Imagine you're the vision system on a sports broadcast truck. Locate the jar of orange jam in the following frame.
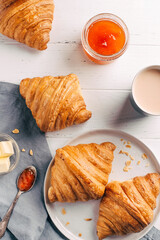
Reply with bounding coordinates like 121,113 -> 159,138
81,13 -> 129,64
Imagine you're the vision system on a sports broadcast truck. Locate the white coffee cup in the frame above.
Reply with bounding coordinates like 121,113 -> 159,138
130,65 -> 160,116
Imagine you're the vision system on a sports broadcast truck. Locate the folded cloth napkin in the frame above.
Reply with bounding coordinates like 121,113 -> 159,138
0,82 -> 160,240
0,82 -> 52,240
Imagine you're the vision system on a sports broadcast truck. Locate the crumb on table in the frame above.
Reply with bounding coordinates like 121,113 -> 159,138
12,128 -> 19,134
142,153 -> 148,160
125,145 -> 131,148
119,150 -> 129,156
129,155 -> 134,160
123,165 -> 132,172
29,149 -> 33,156
125,160 -> 131,166
21,148 -> 26,152
84,218 -> 92,221
137,160 -> 141,165
65,222 -> 70,226
78,233 -> 82,237
123,166 -> 129,172
62,208 -> 66,215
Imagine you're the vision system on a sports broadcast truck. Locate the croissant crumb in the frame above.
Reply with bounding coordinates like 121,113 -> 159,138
61,208 -> 66,215
29,149 -> 33,156
12,128 -> 19,134
84,218 -> 92,221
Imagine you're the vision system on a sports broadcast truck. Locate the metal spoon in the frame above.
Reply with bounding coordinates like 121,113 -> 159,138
0,165 -> 37,239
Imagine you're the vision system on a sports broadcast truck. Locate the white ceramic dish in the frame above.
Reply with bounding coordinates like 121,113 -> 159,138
44,129 -> 160,240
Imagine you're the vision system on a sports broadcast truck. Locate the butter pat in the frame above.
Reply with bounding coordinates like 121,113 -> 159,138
0,141 -> 14,158
0,157 -> 10,172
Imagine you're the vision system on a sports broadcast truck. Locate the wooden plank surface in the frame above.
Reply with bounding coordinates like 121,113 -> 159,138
1,44 -> 160,90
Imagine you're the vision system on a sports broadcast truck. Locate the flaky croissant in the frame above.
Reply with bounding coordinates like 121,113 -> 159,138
97,173 -> 160,240
0,0 -> 54,50
20,74 -> 92,132
48,142 -> 116,202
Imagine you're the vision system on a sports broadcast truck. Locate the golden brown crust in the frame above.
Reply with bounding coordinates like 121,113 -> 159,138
97,173 -> 160,240
48,142 -> 116,202
19,74 -> 92,132
0,0 -> 54,50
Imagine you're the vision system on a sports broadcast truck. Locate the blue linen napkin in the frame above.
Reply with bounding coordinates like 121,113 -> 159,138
0,82 -> 159,240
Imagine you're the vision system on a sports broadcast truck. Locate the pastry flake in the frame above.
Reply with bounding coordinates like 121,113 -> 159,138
142,153 -> 148,160
29,149 -> 33,156
12,128 -> 19,134
84,218 -> 92,221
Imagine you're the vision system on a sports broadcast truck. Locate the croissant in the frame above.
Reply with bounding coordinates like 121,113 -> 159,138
0,0 -> 54,50
97,173 -> 160,240
48,142 -> 116,202
19,74 -> 92,132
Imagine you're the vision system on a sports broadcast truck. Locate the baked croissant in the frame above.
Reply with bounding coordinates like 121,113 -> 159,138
48,142 -> 116,202
20,74 -> 92,132
97,173 -> 160,240
0,0 -> 54,50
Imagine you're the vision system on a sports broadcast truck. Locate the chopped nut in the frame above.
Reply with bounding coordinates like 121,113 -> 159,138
62,208 -> 66,215
142,153 -> 148,160
137,160 -> 141,165
126,145 -> 131,148
120,138 -> 123,141
84,218 -> 92,221
65,222 -> 70,226
127,141 -> 131,144
125,160 -> 131,166
125,152 -> 129,156
12,129 -> 19,134
78,233 -> 82,237
29,149 -> 33,156
123,141 -> 126,145
129,155 -> 134,160
123,166 -> 129,172
21,148 -> 26,152
145,163 -> 150,167
119,150 -> 129,156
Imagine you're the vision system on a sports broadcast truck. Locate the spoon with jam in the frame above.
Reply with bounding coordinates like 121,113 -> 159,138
0,166 -> 37,238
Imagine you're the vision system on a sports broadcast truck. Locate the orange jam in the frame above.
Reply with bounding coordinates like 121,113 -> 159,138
82,14 -> 129,64
88,20 -> 125,56
18,168 -> 35,191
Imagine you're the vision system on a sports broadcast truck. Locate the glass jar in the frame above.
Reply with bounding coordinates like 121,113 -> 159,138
81,13 -> 129,64
0,133 -> 20,175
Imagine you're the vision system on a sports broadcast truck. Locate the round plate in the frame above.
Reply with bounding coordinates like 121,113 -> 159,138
44,129 -> 160,240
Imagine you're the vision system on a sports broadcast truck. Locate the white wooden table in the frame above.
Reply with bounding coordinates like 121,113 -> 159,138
0,0 -> 160,233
